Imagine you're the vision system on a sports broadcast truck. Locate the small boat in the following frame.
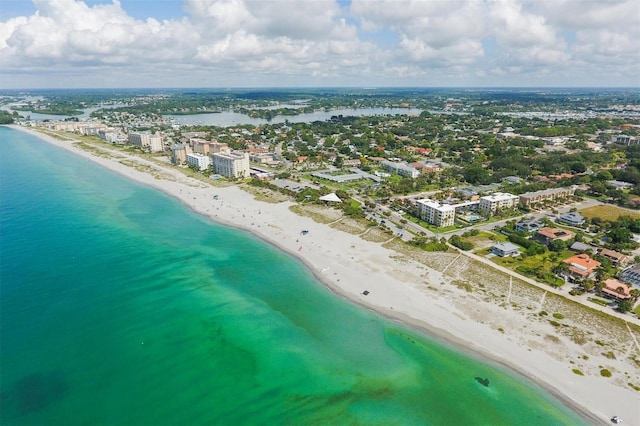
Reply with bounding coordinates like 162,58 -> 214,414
611,416 -> 622,424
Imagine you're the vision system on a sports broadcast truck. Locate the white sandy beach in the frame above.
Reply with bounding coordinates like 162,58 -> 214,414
8,125 -> 640,425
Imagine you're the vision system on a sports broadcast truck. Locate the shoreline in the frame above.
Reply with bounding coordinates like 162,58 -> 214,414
7,124 -> 639,425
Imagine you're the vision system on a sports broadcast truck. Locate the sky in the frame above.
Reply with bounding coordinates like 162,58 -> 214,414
0,0 -> 639,89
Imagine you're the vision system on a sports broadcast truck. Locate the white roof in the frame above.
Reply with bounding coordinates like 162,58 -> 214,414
319,193 -> 342,202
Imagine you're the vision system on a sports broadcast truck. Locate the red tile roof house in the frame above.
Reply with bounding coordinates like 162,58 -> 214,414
600,278 -> 632,301
563,254 -> 601,281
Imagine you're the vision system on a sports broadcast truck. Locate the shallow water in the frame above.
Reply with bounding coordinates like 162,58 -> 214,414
0,126 -> 586,425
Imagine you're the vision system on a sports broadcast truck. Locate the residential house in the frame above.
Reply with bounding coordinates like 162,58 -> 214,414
515,219 -> 544,233
563,254 -> 601,281
569,241 -> 597,253
491,242 -> 521,257
558,212 -> 585,227
501,176 -> 523,185
598,248 -> 632,268
600,278 -> 631,301
535,227 -> 575,246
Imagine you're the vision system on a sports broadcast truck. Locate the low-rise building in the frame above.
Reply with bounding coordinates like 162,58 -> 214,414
569,241 -> 597,253
519,187 -> 576,208
491,242 -> 521,257
211,151 -> 250,178
416,199 -> 456,227
600,278 -> 631,301
563,254 -> 601,280
599,248 -> 632,268
515,219 -> 543,233
249,152 -> 276,164
380,160 -> 420,178
535,227 -> 575,245
609,135 -> 640,146
478,192 -> 518,214
558,211 -> 585,226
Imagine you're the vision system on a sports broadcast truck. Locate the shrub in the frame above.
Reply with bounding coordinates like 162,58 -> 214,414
552,313 -> 565,320
600,369 -> 612,377
572,369 -> 584,376
449,235 -> 474,250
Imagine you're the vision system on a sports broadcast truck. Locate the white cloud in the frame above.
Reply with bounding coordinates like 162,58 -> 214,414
0,0 -> 638,88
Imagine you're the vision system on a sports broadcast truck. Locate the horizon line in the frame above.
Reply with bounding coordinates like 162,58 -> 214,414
2,86 -> 639,92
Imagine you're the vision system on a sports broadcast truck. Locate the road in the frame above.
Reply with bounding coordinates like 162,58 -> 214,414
458,246 -> 640,327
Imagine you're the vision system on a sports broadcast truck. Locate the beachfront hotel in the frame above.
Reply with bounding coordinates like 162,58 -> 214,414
211,151 -> 250,179
478,192 -> 519,214
128,131 -> 164,153
172,143 -> 192,165
416,199 -> 456,227
186,152 -> 211,171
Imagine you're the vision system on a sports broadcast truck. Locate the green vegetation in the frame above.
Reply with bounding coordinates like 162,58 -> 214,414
449,235 -> 474,251
572,369 -> 584,376
580,205 -> 640,221
600,369 -> 612,378
0,110 -> 16,124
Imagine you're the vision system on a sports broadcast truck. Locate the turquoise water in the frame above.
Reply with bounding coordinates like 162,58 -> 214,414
0,126 -> 586,425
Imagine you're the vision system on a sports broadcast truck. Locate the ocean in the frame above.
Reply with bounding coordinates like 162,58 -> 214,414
0,126 -> 586,425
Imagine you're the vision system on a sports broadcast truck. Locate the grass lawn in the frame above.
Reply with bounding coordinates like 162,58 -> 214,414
464,231 -> 506,248
580,205 -> 640,220
491,249 -> 571,286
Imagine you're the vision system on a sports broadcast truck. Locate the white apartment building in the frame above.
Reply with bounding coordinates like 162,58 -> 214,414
211,151 -> 250,178
380,160 -> 420,178
478,192 -> 519,214
186,152 -> 211,171
416,199 -> 456,227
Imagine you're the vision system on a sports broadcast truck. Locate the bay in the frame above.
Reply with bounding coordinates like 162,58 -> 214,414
165,107 -> 423,127
0,126 -> 585,425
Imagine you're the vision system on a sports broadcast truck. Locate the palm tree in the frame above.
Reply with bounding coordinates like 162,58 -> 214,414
582,280 -> 595,293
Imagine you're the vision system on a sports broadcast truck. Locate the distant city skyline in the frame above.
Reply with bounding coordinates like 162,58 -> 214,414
1,0 -> 639,89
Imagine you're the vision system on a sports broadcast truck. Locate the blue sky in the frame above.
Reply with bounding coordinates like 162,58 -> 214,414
1,0 -> 638,89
